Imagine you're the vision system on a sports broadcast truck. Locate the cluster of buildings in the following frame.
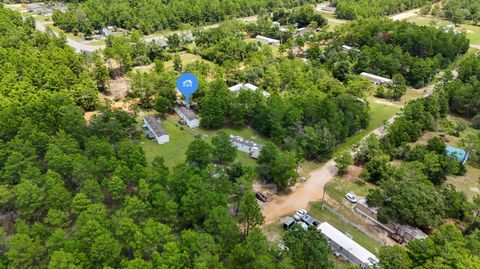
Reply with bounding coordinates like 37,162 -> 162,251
27,3 -> 67,15
144,107 -> 264,160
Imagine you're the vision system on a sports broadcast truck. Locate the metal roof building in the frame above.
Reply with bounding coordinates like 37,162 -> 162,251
360,72 -> 393,85
144,116 -> 169,144
174,106 -> 200,129
318,222 -> 378,268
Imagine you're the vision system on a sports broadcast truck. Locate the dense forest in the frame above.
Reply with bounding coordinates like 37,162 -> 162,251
446,53 -> 480,117
52,0 -> 320,35
323,18 -> 470,88
441,0 -> 480,25
331,0 -> 432,20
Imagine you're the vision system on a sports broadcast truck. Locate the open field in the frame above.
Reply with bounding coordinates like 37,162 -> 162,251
140,113 -> 264,167
407,15 -> 480,45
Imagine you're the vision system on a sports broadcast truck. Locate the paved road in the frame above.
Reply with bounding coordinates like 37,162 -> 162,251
35,16 -> 258,53
35,21 -> 105,53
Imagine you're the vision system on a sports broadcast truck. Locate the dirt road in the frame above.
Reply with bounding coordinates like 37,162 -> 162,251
261,160 -> 338,224
390,8 -> 420,21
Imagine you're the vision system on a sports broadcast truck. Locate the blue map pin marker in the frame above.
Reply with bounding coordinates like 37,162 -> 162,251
176,73 -> 199,108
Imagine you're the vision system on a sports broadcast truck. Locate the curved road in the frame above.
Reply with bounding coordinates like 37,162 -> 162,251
35,21 -> 105,53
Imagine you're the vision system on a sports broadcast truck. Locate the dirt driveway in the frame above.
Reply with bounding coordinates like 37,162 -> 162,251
260,160 -> 338,224
390,8 -> 420,21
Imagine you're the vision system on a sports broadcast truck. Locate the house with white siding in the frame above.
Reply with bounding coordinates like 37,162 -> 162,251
360,72 -> 393,85
143,116 -> 169,144
255,35 -> 280,46
318,222 -> 378,268
229,135 -> 264,159
228,83 -> 270,97
174,106 -> 200,129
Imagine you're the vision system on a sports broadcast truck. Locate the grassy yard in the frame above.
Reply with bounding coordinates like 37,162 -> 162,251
308,202 -> 383,254
407,15 -> 480,45
447,164 -> 480,201
333,100 -> 400,156
164,52 -> 214,70
140,113 -> 264,168
45,23 -> 85,42
324,176 -> 374,204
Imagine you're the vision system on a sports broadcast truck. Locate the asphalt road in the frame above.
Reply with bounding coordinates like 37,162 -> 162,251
35,21 -> 105,53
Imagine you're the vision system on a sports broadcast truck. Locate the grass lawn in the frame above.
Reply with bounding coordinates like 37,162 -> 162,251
86,40 -> 106,46
447,164 -> 480,201
324,176 -> 374,204
164,52 -> 213,70
308,202 -> 383,254
140,113 -> 264,168
45,23 -> 85,42
407,15 -> 480,45
333,100 -> 400,157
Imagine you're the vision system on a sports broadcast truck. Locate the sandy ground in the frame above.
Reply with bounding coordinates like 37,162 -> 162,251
107,77 -> 130,100
260,160 -> 338,224
390,8 -> 421,21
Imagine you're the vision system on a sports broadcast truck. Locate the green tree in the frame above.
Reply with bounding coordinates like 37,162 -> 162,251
284,225 -> 333,269
211,131 -> 237,164
335,153 -> 353,174
185,139 -> 213,167
379,245 -> 412,269
237,191 -> 264,236
6,233 -> 45,269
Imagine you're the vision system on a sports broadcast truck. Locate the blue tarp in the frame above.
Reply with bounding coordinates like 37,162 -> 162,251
446,146 -> 469,164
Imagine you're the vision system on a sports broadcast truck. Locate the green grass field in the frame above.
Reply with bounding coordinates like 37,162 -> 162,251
407,15 -> 480,45
308,202 -> 383,254
140,113 -> 264,167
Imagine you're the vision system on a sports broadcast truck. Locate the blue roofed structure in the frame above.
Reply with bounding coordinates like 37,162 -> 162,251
446,146 -> 469,165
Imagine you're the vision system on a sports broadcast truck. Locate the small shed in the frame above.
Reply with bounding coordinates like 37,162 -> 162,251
446,146 -> 469,165
282,216 -> 296,229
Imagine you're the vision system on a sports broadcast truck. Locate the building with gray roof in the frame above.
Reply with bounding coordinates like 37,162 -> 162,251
143,116 -> 169,144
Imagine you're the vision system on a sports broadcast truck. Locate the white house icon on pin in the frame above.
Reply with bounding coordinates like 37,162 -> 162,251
183,80 -> 193,87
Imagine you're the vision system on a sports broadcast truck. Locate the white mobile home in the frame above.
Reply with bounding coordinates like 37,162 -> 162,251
143,116 -> 169,144
174,106 -> 200,129
255,35 -> 281,46
318,222 -> 378,268
229,135 -> 264,159
228,83 -> 270,97
360,72 -> 393,85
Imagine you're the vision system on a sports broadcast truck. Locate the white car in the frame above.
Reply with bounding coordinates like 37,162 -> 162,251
345,193 -> 357,203
293,209 -> 308,221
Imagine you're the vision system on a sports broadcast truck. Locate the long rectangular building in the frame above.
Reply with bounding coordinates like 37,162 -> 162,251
229,135 -> 263,159
360,72 -> 393,85
143,116 -> 169,145
318,222 -> 378,268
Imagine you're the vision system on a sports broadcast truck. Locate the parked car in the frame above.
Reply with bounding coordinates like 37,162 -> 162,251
255,192 -> 268,202
293,209 -> 307,221
345,193 -> 357,203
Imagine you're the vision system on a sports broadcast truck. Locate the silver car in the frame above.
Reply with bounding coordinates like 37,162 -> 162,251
345,193 -> 358,203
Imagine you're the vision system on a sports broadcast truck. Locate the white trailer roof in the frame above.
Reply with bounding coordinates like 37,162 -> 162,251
318,222 -> 378,266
